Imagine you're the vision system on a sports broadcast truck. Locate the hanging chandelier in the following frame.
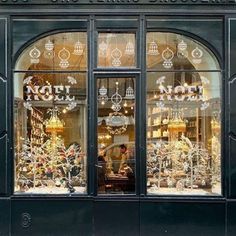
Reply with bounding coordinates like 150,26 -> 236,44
44,108 -> 64,133
168,112 -> 186,133
211,119 -> 220,133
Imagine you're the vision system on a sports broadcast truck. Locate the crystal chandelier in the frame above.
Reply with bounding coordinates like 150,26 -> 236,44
168,112 -> 186,133
44,108 -> 64,133
211,119 -> 220,133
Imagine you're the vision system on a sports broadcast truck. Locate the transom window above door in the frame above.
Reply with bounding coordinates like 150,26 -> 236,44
97,33 -> 136,68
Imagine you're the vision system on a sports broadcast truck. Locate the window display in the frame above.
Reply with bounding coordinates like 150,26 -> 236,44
97,77 -> 136,194
146,32 -> 221,196
14,32 -> 88,194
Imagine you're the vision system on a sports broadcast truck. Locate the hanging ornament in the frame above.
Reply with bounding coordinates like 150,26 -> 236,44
177,40 -> 187,51
177,50 -> 188,59
58,47 -> 70,69
45,40 -> 54,51
111,82 -> 122,111
125,41 -> 135,55
44,50 -> 55,59
98,85 -> 108,104
148,41 -> 159,55
73,40 -> 84,55
99,41 -> 108,57
99,85 -> 107,96
29,47 -> 41,64
177,39 -> 188,59
43,40 -> 55,59
106,111 -> 128,135
111,48 -> 122,67
125,86 -> 135,99
162,47 -> 174,69
191,46 -> 203,64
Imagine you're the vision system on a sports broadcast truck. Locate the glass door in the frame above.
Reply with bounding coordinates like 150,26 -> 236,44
96,76 -> 136,195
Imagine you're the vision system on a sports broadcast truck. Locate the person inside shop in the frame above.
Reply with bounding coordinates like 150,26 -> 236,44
97,149 -> 107,193
118,144 -> 129,174
118,144 -> 135,192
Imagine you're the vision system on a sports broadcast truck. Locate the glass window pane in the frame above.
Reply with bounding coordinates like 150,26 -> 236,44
14,72 -> 87,194
146,32 -> 220,71
97,33 -> 136,68
15,32 -> 87,71
97,77 -> 136,194
146,72 -> 221,195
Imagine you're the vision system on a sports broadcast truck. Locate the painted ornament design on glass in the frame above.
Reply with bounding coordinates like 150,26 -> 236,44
125,41 -> 135,55
162,47 -> 174,69
148,40 -> 159,55
125,86 -> 135,99
99,41 -> 108,58
98,85 -> 108,105
111,47 -> 122,67
177,40 -> 188,59
58,47 -> 71,69
73,40 -> 84,56
44,40 -> 55,59
191,46 -> 203,64
29,47 -> 41,64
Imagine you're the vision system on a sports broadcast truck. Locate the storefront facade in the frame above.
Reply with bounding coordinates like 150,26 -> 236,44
0,1 -> 236,235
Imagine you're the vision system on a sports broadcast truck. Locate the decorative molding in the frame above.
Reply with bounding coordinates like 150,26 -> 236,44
21,213 -> 32,228
0,0 -> 235,4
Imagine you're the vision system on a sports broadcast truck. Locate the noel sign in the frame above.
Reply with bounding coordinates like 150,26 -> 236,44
156,75 -> 210,110
23,76 -> 77,111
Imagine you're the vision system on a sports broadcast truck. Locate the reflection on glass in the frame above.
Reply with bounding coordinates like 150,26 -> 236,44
14,73 -> 87,194
97,78 -> 135,194
98,33 -> 136,68
146,72 -> 221,195
15,32 -> 87,71
146,32 -> 219,71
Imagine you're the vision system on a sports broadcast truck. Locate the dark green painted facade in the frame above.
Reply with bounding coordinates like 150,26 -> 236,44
0,2 -> 235,235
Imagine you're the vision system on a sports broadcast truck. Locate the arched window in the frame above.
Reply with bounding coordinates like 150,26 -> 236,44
146,32 -> 221,195
14,32 -> 88,194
